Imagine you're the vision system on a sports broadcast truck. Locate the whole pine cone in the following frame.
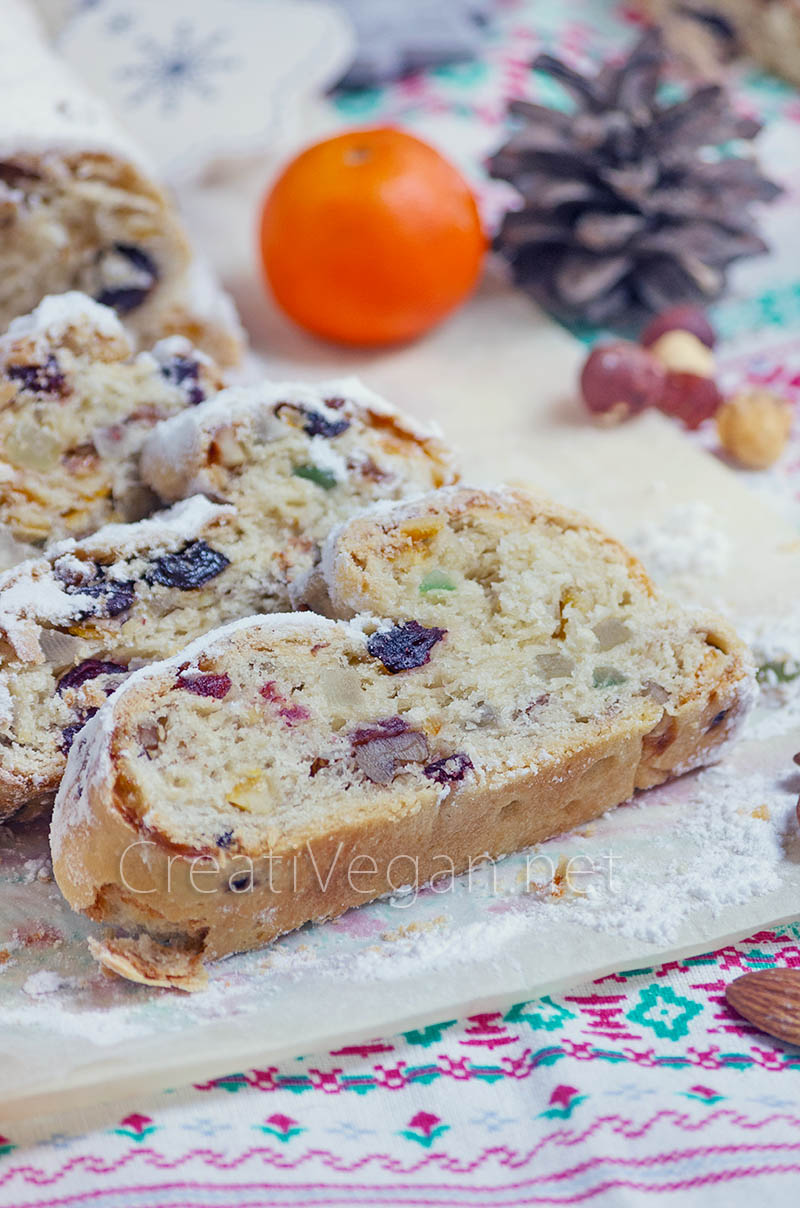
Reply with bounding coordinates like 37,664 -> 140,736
489,28 -> 781,326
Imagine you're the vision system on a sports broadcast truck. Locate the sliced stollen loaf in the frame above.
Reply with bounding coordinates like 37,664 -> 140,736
0,497 -> 238,819
0,385 -> 454,820
0,0 -> 243,364
0,292 -> 222,553
139,378 -> 457,609
51,487 -> 754,990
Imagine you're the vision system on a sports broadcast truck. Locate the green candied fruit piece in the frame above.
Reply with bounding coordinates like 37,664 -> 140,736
757,659 -> 800,685
593,666 -> 627,689
292,463 -> 337,490
419,570 -> 456,594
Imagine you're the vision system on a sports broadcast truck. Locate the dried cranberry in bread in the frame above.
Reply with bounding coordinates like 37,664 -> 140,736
0,383 -> 454,820
51,487 -> 754,990
0,292 -> 222,552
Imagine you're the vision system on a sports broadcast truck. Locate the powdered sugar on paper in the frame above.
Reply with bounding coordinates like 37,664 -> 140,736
627,502 -> 732,584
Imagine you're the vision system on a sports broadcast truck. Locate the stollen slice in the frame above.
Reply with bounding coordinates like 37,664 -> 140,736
51,487 -> 754,989
0,292 -> 223,553
0,382 -> 455,820
139,377 -> 457,609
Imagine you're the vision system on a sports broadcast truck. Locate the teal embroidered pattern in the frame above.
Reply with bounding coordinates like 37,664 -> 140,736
505,996 -> 577,1032
628,985 -> 704,1041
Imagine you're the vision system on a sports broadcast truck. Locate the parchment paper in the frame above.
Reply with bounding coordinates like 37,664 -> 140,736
1,279 -> 799,1122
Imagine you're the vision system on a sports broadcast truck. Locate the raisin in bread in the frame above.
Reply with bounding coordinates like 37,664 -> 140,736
0,0 -> 243,364
51,487 -> 754,989
0,386 -> 454,820
0,292 -> 222,551
140,378 -> 457,609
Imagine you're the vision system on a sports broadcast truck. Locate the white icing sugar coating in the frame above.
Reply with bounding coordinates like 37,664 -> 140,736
0,673 -> 14,727
0,292 -> 126,354
0,496 -> 233,661
627,502 -> 733,584
0,565 -> 94,631
148,334 -> 214,371
308,435 -> 348,480
47,495 -> 234,565
158,377 -> 443,452
142,376 -> 449,500
0,0 -> 151,172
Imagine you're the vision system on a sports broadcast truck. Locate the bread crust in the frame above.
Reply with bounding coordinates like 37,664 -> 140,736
52,593 -> 754,989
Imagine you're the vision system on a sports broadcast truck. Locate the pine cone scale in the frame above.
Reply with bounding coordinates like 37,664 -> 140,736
555,251 -> 632,307
575,212 -> 648,251
490,28 -> 781,324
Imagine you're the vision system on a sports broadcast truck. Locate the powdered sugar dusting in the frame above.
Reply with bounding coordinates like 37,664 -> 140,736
0,292 -> 126,354
0,497 -> 233,661
627,502 -> 732,583
23,970 -> 70,997
140,376 -> 451,501
524,765 -> 795,947
0,561 -> 95,659
740,611 -> 800,738
5,456 -> 800,1083
48,495 -> 234,565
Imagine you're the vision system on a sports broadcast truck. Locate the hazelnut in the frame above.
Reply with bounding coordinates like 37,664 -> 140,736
579,341 -> 665,422
641,304 -> 716,350
658,371 -> 721,429
648,330 -> 715,378
716,389 -> 792,470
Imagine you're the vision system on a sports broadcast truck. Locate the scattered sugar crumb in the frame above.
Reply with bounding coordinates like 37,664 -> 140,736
524,766 -> 795,947
740,613 -> 800,731
22,858 -> 52,885
23,970 -> 68,997
627,502 -> 732,583
380,917 -> 447,943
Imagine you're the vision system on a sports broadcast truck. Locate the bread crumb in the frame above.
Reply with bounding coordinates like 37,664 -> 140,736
380,917 -> 447,942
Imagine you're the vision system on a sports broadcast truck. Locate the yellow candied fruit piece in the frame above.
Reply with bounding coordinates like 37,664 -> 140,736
228,769 -> 276,812
554,587 -> 576,640
2,512 -> 51,540
399,517 -> 444,543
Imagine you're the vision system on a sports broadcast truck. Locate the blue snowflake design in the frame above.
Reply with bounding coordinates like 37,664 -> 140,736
118,21 -> 240,114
